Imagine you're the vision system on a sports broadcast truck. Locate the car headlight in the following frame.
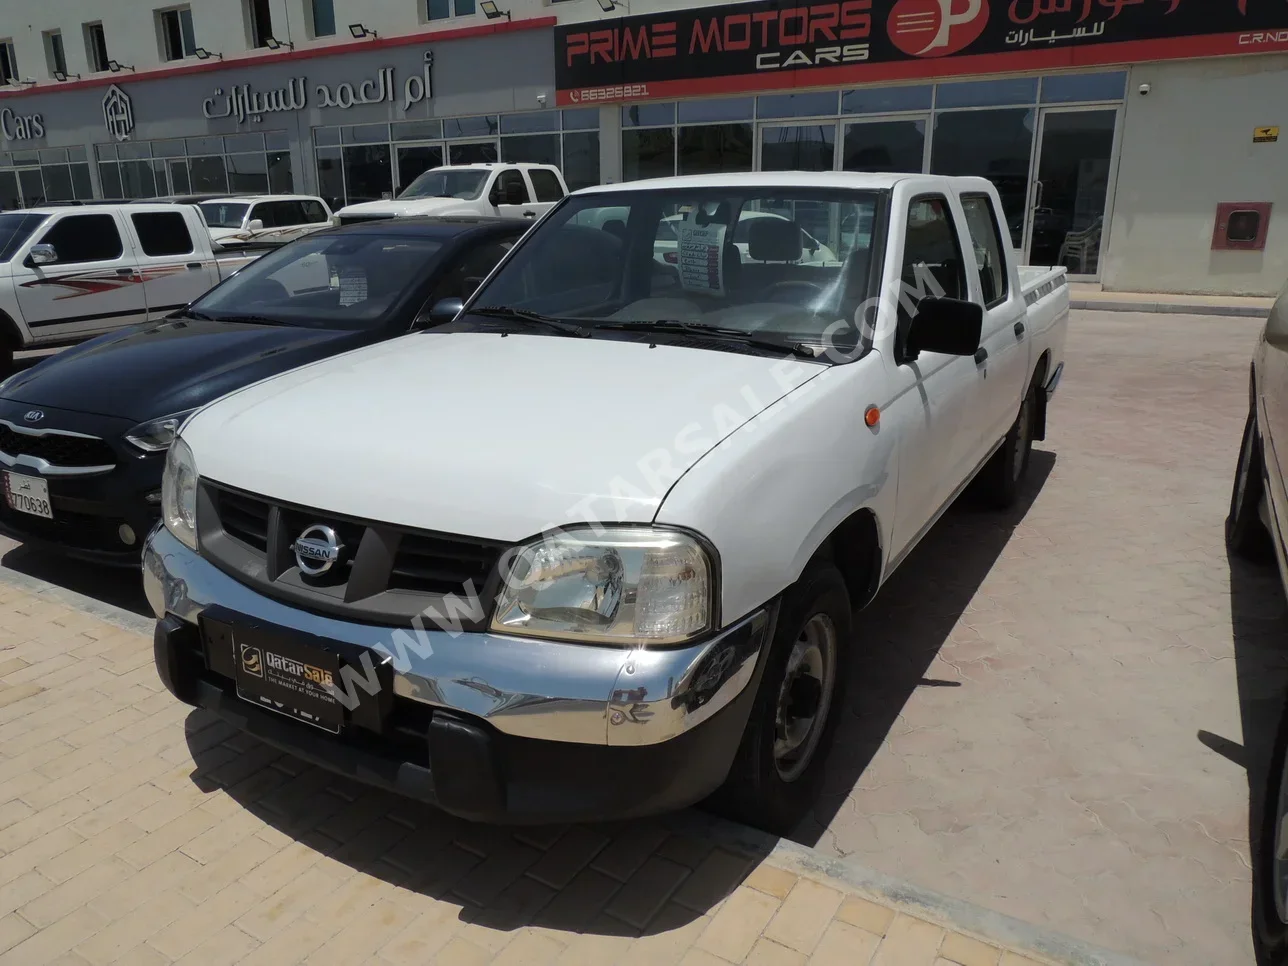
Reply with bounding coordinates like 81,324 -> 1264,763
161,437 -> 199,551
490,527 -> 714,645
125,410 -> 196,453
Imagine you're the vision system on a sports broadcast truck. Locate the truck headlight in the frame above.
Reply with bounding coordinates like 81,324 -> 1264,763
490,527 -> 714,645
161,437 -> 199,551
125,410 -> 196,453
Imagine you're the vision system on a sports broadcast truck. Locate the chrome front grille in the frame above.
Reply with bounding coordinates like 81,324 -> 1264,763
198,481 -> 508,628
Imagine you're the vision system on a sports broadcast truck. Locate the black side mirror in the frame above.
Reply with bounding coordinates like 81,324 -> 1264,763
422,297 -> 464,326
906,297 -> 983,357
504,181 -> 526,206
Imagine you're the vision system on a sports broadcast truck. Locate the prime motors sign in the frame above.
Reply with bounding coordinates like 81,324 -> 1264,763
554,0 -> 1288,105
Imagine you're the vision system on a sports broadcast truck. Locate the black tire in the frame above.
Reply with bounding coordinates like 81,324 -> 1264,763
975,378 -> 1039,510
1254,698 -> 1288,964
710,565 -> 852,835
1228,408 -> 1275,563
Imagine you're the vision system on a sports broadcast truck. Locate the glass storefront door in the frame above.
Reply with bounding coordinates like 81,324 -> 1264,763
759,123 -> 836,171
841,116 -> 928,174
448,140 -> 498,165
1025,107 -> 1118,278
395,144 -> 444,194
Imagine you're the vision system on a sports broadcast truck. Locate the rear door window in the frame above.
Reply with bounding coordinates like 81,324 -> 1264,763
529,169 -> 565,203
301,200 -> 329,223
960,194 -> 1009,307
131,212 -> 195,257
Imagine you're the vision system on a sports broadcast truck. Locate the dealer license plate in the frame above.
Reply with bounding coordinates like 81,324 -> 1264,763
3,472 -> 52,519
230,625 -> 344,733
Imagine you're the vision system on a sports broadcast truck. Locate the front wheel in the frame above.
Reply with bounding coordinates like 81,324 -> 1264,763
1228,408 -> 1274,563
709,565 -> 851,835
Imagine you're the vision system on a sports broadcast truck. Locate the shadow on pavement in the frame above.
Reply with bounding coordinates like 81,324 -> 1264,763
183,712 -> 771,938
1223,549 -> 1288,965
0,543 -> 151,617
795,449 -> 1056,845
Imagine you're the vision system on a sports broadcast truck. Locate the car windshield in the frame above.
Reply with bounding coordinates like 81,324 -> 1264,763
0,213 -> 48,262
399,170 -> 488,201
473,187 -> 880,347
189,232 -> 444,329
199,202 -> 250,228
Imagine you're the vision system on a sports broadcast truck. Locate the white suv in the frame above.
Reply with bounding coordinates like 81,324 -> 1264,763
199,195 -> 335,246
336,163 -> 568,225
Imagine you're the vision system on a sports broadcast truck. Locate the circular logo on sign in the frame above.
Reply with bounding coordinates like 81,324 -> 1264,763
888,0 -> 990,58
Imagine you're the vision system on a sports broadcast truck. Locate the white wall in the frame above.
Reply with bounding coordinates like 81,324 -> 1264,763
1103,54 -> 1288,296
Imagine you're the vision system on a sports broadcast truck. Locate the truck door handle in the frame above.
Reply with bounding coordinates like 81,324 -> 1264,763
522,211 -> 536,219
974,347 -> 988,365
1014,321 -> 1026,338
186,262 -> 203,270
115,268 -> 135,276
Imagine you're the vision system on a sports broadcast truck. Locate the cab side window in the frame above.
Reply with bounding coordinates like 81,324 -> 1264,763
37,214 -> 124,264
960,194 -> 1009,308
131,212 -> 194,257
301,200 -> 329,223
493,169 -> 529,205
897,196 -> 967,357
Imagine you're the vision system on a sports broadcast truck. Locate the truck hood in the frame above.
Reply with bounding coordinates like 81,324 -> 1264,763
183,332 -> 826,542
337,197 -> 472,218
0,319 -> 364,423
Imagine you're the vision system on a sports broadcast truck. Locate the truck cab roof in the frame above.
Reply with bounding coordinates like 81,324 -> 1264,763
575,171 -> 981,194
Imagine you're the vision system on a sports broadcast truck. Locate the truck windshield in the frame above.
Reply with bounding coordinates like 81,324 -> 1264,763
0,213 -> 49,262
399,170 -> 488,201
472,187 -> 881,348
187,232 -> 444,329
199,203 -> 250,228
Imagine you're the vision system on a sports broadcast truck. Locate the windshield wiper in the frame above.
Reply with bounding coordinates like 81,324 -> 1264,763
594,320 -> 818,359
471,306 -> 592,338
172,309 -> 289,326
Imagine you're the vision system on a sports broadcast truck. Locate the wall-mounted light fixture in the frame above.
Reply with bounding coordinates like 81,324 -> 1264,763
480,1 -> 512,20
264,37 -> 294,51
193,47 -> 223,61
53,70 -> 81,82
349,23 -> 378,39
107,60 -> 135,73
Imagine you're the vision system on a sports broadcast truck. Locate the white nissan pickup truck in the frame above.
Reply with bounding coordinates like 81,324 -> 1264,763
0,204 -> 262,372
145,172 -> 1068,833
335,163 -> 567,226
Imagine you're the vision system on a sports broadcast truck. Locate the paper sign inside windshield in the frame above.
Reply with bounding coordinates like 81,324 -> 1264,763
677,220 -> 726,298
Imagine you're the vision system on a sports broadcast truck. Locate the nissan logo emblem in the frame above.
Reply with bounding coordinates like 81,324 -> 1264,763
292,524 -> 344,576
23,411 -> 43,423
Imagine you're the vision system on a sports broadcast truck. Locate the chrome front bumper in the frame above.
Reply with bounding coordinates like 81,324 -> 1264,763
143,525 -> 771,748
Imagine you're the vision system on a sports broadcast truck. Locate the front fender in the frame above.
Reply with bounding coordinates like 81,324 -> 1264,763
654,355 -> 897,626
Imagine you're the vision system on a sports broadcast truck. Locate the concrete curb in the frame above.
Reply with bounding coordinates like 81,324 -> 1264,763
669,811 -> 1153,966
4,563 -> 1152,966
0,563 -> 154,636
1071,298 -> 1270,319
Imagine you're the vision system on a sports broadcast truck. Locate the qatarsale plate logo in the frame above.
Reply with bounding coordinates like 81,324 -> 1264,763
888,0 -> 991,57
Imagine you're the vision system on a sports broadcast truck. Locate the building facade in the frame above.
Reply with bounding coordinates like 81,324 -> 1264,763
0,0 -> 1285,295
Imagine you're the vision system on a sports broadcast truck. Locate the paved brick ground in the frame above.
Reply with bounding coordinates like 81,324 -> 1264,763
0,585 -> 1071,966
802,311 -> 1285,965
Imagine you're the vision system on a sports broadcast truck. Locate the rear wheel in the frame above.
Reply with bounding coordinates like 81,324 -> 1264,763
710,565 -> 851,835
1228,408 -> 1274,563
975,379 -> 1038,509
1254,698 -> 1288,963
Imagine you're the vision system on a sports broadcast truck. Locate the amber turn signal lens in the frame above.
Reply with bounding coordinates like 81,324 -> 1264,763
864,406 -> 880,427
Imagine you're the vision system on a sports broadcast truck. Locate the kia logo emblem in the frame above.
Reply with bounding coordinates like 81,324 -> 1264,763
23,411 -> 43,423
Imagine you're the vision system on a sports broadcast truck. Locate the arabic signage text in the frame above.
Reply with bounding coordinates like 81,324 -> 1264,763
554,0 -> 1288,105
202,52 -> 434,124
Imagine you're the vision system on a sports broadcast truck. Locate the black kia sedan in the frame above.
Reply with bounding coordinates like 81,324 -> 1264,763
0,216 -> 526,565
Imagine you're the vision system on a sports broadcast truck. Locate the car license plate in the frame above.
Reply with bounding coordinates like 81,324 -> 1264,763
229,624 -> 344,733
2,472 -> 52,519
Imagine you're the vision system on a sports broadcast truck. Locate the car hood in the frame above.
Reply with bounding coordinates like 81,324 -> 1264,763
182,332 -> 827,542
0,319 -> 363,423
338,197 -> 474,217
